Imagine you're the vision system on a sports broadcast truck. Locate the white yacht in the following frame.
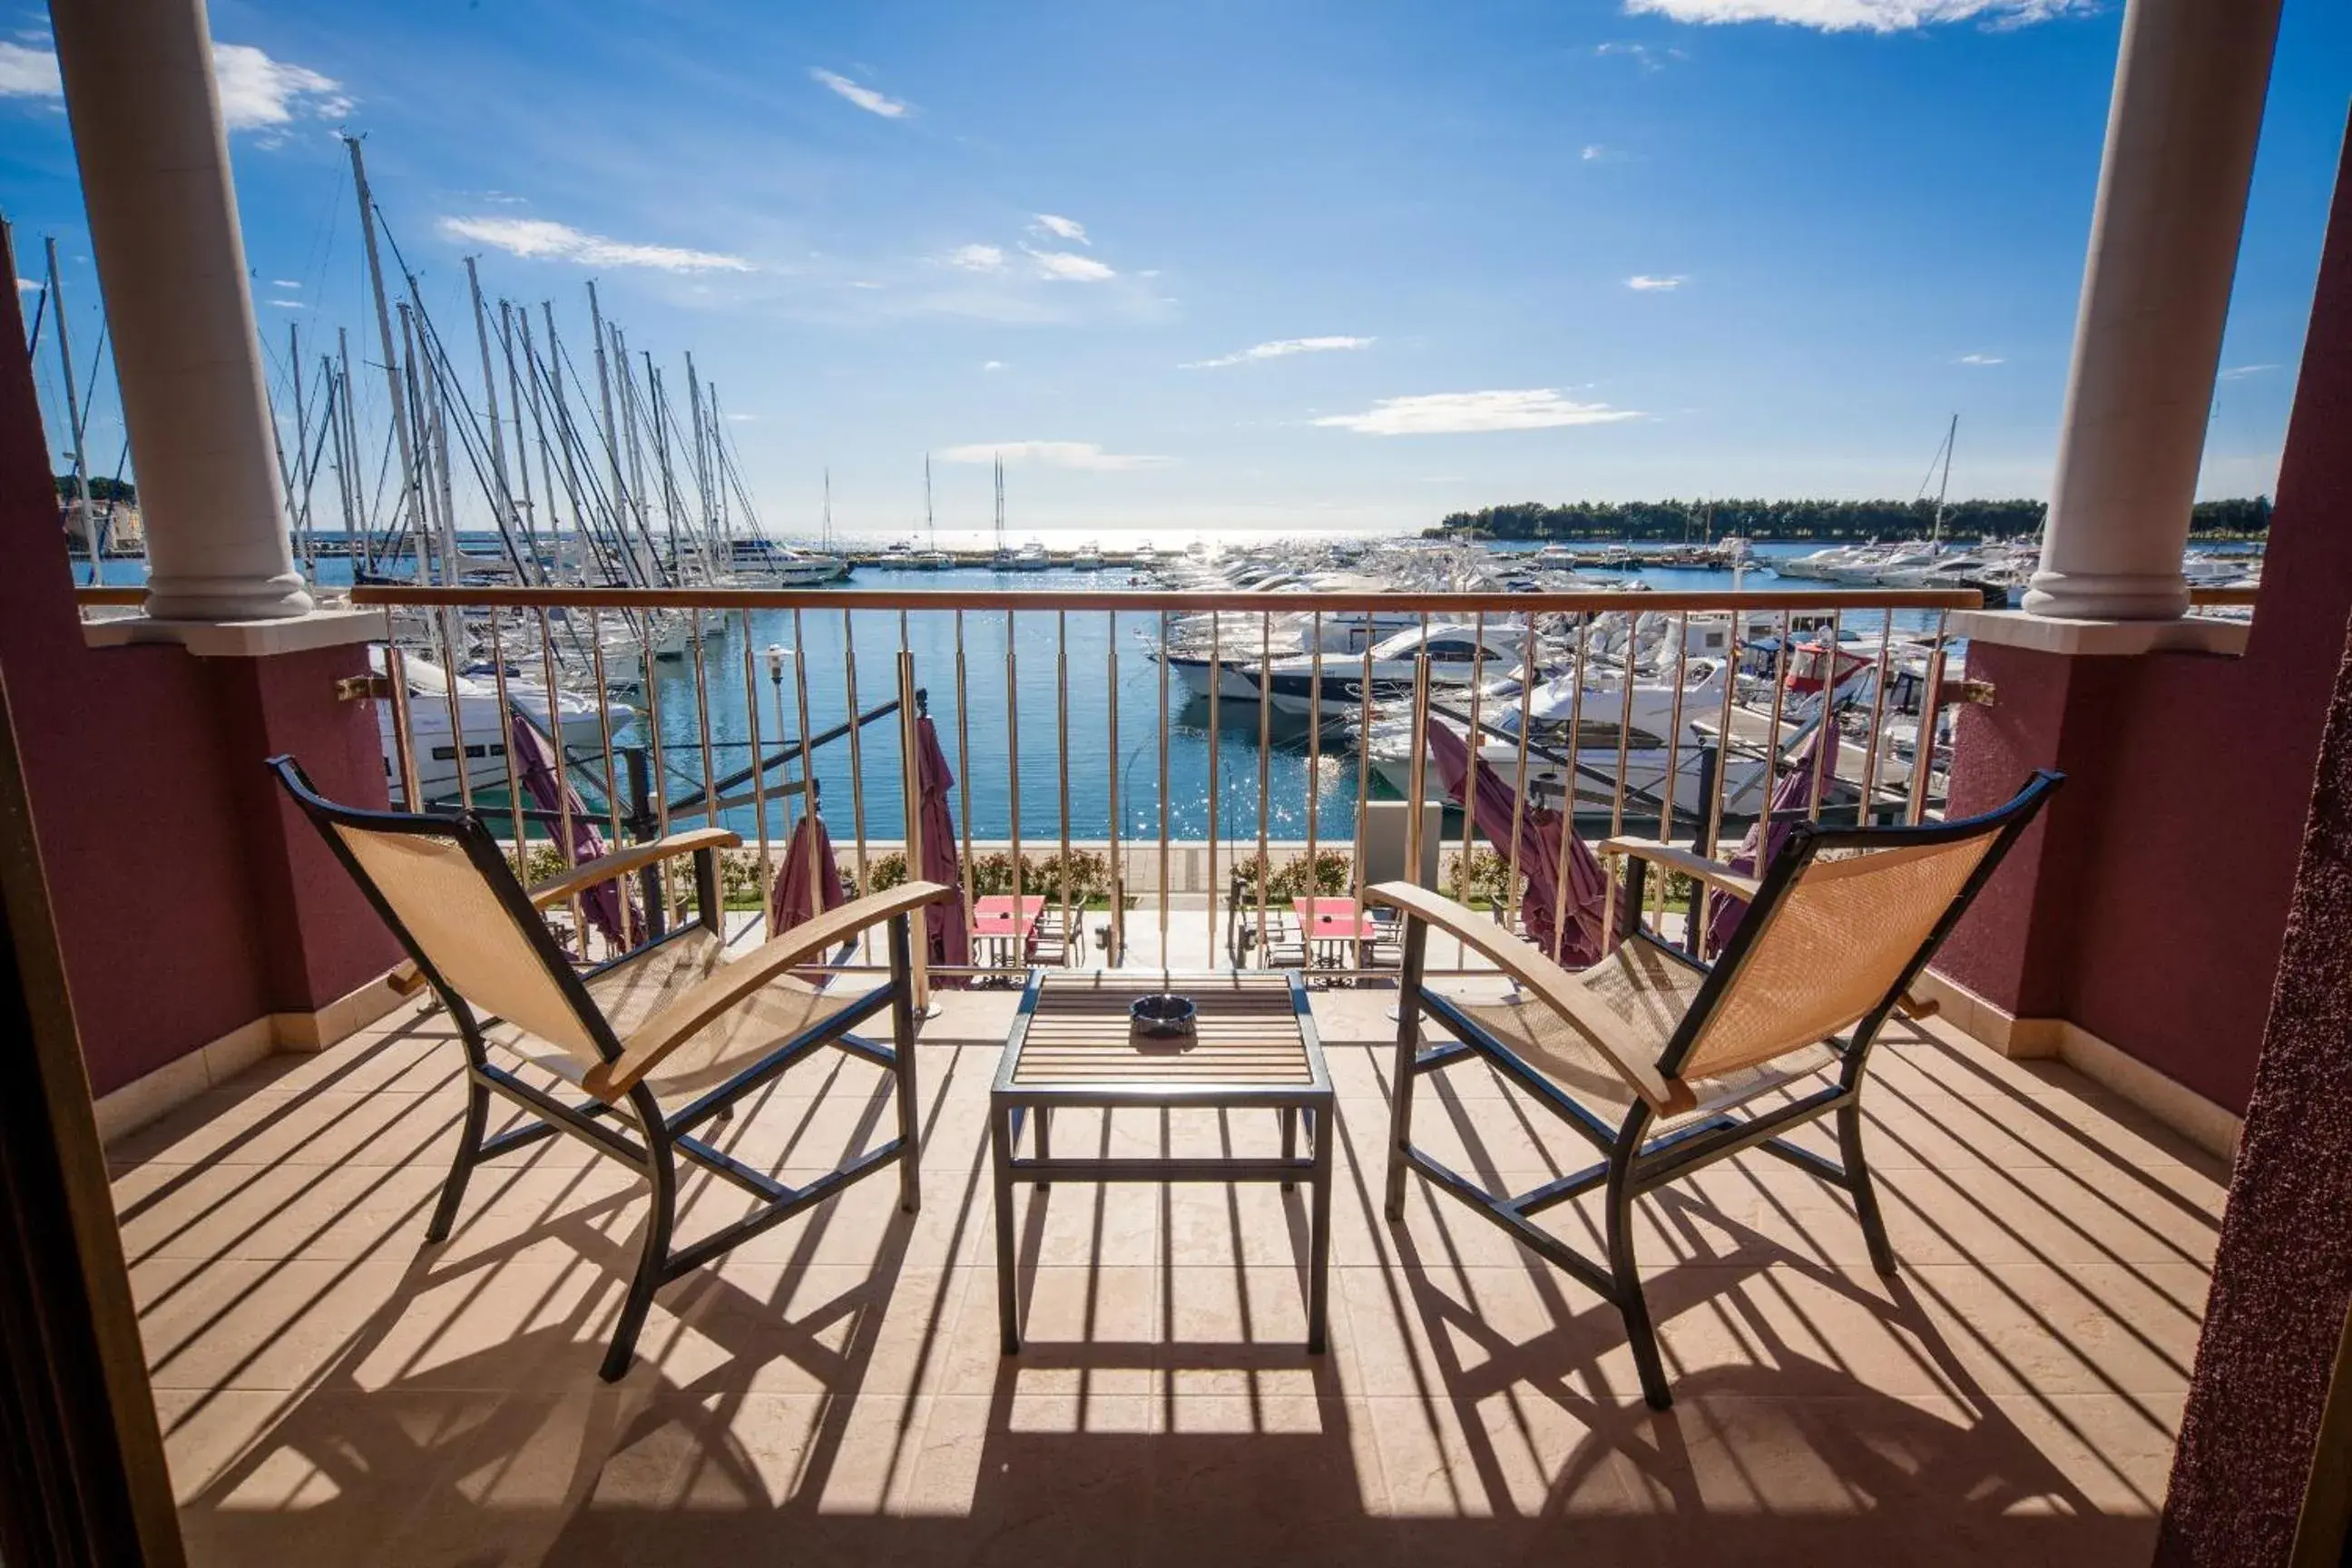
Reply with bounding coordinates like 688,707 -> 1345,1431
1233,622 -> 1530,717
378,652 -> 630,802
1072,542 -> 1104,570
1014,540 -> 1051,571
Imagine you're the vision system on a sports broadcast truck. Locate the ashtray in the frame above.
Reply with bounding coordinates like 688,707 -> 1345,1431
1129,993 -> 1197,1040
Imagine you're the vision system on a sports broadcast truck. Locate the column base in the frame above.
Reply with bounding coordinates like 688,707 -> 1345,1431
83,606 -> 386,658
143,570 -> 316,622
2020,567 -> 2190,621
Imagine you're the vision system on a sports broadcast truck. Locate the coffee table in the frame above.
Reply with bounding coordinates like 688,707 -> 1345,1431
990,970 -> 1335,1354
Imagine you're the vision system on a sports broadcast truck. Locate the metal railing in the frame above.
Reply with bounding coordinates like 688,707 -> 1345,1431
78,575 -> 2260,976
150,582 -> 1975,985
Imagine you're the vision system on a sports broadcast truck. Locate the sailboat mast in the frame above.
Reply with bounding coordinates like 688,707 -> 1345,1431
345,136 -> 425,563
44,238 -> 100,582
925,454 -> 935,551
289,319 -> 315,573
463,257 -> 515,536
497,301 -> 540,575
1931,412 -> 1957,549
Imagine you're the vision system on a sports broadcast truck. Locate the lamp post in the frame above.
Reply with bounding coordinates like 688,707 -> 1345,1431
764,644 -> 789,842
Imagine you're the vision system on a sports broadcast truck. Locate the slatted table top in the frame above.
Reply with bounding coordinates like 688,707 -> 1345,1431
995,971 -> 1328,1101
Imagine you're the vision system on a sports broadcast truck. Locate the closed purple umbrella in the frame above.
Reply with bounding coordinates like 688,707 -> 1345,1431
769,806 -> 846,932
1705,718 -> 1832,953
912,713 -> 973,976
1424,719 -> 1620,970
507,704 -> 631,951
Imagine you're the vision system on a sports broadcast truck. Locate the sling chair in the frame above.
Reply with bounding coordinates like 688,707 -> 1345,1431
1368,769 -> 2060,1409
270,755 -> 954,1381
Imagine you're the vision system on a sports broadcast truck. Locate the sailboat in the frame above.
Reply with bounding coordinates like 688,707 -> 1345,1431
913,456 -> 953,569
989,456 -> 1016,571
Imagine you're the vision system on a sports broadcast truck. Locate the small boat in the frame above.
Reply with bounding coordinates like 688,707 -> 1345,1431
1234,622 -> 1530,717
378,651 -> 629,801
1072,542 -> 1104,570
1014,540 -> 1050,571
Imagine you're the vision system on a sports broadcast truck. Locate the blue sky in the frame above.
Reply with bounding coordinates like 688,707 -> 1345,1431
3,0 -> 2347,542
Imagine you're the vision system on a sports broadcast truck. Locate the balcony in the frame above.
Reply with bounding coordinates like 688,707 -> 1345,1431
87,583 -> 2225,1565
113,946 -> 2219,1563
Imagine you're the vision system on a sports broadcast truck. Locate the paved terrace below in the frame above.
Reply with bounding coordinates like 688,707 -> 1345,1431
108,920 -> 2223,1566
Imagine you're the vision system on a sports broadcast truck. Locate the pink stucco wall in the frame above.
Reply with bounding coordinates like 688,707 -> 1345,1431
1936,119 -> 2352,1115
0,251 -> 397,1095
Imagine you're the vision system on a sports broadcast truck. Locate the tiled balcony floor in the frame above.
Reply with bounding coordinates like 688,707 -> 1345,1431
109,967 -> 2224,1566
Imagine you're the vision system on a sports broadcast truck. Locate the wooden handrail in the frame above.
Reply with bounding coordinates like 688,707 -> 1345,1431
338,584 -> 1989,614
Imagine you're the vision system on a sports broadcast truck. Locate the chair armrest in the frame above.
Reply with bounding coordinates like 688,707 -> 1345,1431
584,880 -> 954,1101
526,828 -> 742,911
1364,881 -> 1680,1112
1597,838 -> 1759,901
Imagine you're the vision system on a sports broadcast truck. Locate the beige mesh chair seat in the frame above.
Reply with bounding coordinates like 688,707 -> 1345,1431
270,755 -> 955,1384
491,926 -> 857,1097
1369,770 -> 2061,1411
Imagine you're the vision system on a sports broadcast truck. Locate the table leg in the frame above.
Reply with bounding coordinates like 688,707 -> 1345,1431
992,1101 -> 1021,1353
1034,1106 -> 1051,1191
1280,1106 -> 1298,1192
1308,1101 -> 1333,1355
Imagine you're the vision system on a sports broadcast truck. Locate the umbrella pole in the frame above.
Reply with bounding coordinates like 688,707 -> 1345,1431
898,652 -> 936,1016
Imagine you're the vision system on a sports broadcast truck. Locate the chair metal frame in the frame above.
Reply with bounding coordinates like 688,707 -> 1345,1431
1375,769 -> 2061,1409
270,755 -> 947,1381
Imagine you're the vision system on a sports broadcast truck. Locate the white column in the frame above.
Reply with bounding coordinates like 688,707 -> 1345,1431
2024,0 -> 2283,622
49,0 -> 311,622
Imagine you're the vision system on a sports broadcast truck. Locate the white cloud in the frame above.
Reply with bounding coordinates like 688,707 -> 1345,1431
0,39 -> 58,95
213,44 -> 350,131
1594,41 -> 1668,70
809,68 -> 908,118
2219,363 -> 2279,380
1183,335 -> 1375,370
849,279 -> 882,289
937,440 -> 1171,471
1031,213 -> 1089,245
1025,248 -> 1114,282
0,39 -> 347,131
1582,143 -> 1608,161
1313,389 -> 1642,436
270,279 -> 301,289
1622,0 -> 2092,33
946,243 -> 1005,271
264,298 -> 306,309
14,277 -> 38,293
1625,274 -> 1685,290
1956,351 -> 2004,366
439,214 -> 753,273
982,360 -> 1005,371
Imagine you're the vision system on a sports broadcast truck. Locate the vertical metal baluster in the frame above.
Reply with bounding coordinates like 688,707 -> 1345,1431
1459,612 -> 1485,940
1504,609 -> 1537,944
585,609 -> 633,950
534,609 -> 585,946
955,609 -> 978,959
1055,610 -> 1073,966
1352,625 -> 1373,921
1763,607 -> 1795,825
1255,610 -> 1273,968
687,609 -> 719,925
640,608 -> 678,928
1810,607 -> 1843,824
1858,610 -> 1896,828
1609,615 -> 1635,844
1551,622 -> 1589,963
485,618 -> 530,882
1406,652 -> 1431,910
1698,611 -> 1742,960
436,603 -> 472,814
1305,611 -> 1323,902
1205,612 -> 1220,963
1908,612 -> 1950,825
792,609 -> 820,924
1006,610 -> 1022,931
1157,609 -> 1171,966
897,648 -> 928,1006
1655,614 -> 1691,938
384,646 -> 423,811
841,608 -> 871,897
1107,609 -> 1122,966
740,611 -> 773,933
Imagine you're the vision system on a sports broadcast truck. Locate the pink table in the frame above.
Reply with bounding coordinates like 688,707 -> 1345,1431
972,896 -> 1045,974
1294,898 -> 1378,969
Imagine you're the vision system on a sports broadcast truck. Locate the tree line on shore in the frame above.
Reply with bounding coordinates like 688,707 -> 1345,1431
1426,496 -> 2273,543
